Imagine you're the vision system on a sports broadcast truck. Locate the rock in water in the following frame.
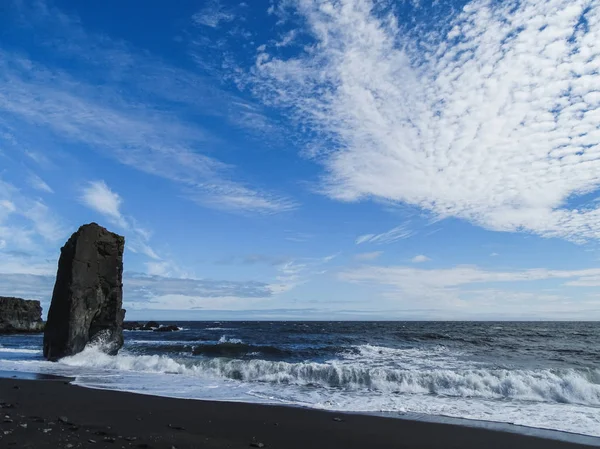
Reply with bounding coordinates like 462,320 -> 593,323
0,297 -> 44,333
43,223 -> 126,361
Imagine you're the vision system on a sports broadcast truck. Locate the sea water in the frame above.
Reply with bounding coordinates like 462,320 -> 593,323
1,321 -> 599,438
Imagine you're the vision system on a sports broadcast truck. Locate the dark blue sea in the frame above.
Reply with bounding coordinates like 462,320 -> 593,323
1,321 -> 599,437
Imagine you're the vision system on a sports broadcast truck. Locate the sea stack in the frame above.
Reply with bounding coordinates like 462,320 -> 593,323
0,297 -> 44,333
43,223 -> 126,361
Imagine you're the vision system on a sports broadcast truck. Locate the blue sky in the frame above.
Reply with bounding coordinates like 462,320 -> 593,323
1,0 -> 600,320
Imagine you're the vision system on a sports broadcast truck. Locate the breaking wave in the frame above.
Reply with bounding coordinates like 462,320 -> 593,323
59,345 -> 600,406
0,347 -> 41,354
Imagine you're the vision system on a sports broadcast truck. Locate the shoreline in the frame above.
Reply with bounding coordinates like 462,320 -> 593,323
75,381 -> 600,447
0,375 -> 598,449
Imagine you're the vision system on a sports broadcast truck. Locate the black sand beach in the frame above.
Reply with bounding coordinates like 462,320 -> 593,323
0,377 -> 597,449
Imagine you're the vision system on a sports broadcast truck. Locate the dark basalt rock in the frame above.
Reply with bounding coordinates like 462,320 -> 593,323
0,297 -> 44,334
145,321 -> 160,329
43,223 -> 126,361
123,321 -> 142,331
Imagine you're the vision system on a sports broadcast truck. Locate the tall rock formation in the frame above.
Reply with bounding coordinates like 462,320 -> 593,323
43,223 -> 126,361
0,297 -> 44,333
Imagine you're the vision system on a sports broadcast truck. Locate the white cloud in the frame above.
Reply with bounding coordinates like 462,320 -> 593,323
0,199 -> 16,217
355,251 -> 383,261
340,265 -> 600,294
356,223 -> 413,244
275,29 -> 298,47
27,173 -> 53,193
411,254 -> 430,263
0,271 -> 275,313
192,0 -> 235,28
338,263 -> 600,317
490,252 -> 499,257
0,178 -> 66,246
269,254 -> 337,294
565,275 -> 600,287
0,254 -> 55,277
145,261 -> 170,277
23,200 -> 65,242
81,181 -> 127,229
252,0 -> 600,243
125,273 -> 274,310
80,180 -> 161,261
0,273 -> 55,306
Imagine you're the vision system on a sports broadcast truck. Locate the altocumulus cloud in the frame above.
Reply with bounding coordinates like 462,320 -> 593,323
253,0 -> 600,243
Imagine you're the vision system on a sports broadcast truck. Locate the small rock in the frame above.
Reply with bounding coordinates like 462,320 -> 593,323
12,385 -> 19,390
42,429 -> 52,433
88,439 -> 97,444
19,424 -> 27,429
4,415 -> 9,419
123,436 -> 137,441
250,443 -> 265,448
0,403 -> 14,409
3,419 -> 13,423
66,445 -> 74,448
332,417 -> 344,422
58,416 -> 70,424
30,416 -> 45,423
69,426 -> 79,432
103,436 -> 116,443
3,430 -> 11,435
95,430 -> 108,436
167,424 -> 185,431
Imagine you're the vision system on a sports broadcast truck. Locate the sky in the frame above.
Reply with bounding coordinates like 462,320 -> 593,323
1,0 -> 600,320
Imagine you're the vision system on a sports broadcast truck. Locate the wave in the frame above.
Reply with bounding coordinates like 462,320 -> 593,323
0,347 -> 41,354
59,346 -> 600,406
192,342 -> 290,358
192,336 -> 291,358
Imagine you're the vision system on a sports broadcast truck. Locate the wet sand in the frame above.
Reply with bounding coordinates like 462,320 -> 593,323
0,377 -> 598,449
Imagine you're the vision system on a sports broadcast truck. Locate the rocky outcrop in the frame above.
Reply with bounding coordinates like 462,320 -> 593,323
43,223 -> 126,361
0,297 -> 44,333
123,321 -> 143,331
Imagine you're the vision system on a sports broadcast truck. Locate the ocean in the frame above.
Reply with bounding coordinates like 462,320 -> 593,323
1,321 -> 599,438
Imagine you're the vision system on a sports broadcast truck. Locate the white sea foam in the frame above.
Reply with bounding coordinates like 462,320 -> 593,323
1,342 -> 599,438
57,345 -> 600,406
218,336 -> 243,344
0,347 -> 41,354
344,344 -> 478,370
126,340 -> 194,346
